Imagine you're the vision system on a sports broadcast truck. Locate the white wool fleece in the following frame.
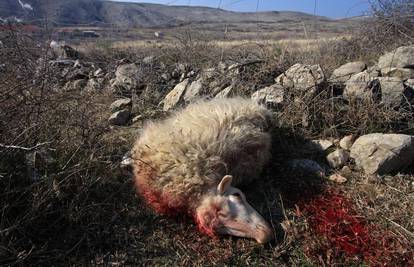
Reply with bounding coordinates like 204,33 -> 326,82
132,97 -> 272,210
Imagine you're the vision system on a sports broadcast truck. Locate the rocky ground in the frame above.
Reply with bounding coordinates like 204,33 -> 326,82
1,34 -> 414,265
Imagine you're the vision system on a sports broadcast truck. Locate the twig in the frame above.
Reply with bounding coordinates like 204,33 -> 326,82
279,193 -> 289,221
0,142 -> 51,152
384,216 -> 414,239
65,235 -> 86,256
62,145 -> 81,170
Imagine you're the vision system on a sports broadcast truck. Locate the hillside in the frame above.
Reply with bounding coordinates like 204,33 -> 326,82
0,0 -> 356,29
1,0 -> 414,265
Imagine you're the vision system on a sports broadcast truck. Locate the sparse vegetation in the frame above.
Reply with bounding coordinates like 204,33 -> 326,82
1,1 -> 414,266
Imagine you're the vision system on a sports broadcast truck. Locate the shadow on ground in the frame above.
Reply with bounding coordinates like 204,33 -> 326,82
0,127 -> 328,266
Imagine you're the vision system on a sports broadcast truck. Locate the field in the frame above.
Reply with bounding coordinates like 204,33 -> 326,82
1,3 -> 414,266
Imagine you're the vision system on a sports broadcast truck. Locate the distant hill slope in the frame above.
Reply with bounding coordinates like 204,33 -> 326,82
0,0 -> 348,28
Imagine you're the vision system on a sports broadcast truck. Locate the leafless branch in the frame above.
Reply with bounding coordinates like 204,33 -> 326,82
0,141 -> 52,152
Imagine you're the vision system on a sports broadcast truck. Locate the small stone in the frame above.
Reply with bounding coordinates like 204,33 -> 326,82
161,73 -> 171,81
215,84 -> 235,98
111,63 -> 141,93
344,70 -> 380,100
326,149 -> 350,169
405,79 -> 414,89
108,109 -> 130,126
120,152 -> 134,176
176,63 -> 188,73
110,98 -> 132,112
378,45 -> 414,70
330,61 -> 366,83
275,63 -> 325,92
328,173 -> 347,183
308,139 -> 334,152
179,73 -> 186,82
94,68 -> 104,77
350,133 -> 414,175
200,68 -> 216,80
73,59 -> 82,68
131,115 -> 143,124
377,77 -> 409,107
184,79 -> 203,102
251,84 -> 285,107
143,56 -> 155,64
339,135 -> 354,150
187,70 -> 196,77
163,79 -> 189,111
381,68 -> 414,80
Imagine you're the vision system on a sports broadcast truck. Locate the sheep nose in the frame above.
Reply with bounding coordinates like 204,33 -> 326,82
254,223 -> 274,243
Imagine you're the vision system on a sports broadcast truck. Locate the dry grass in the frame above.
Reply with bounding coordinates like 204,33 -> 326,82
1,9 -> 414,265
109,36 -> 350,51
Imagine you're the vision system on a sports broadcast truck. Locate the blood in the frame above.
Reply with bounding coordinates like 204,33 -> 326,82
194,203 -> 221,237
134,160 -> 217,235
300,187 -> 414,266
138,181 -> 220,237
194,213 -> 216,237
133,160 -> 187,216
135,177 -> 188,216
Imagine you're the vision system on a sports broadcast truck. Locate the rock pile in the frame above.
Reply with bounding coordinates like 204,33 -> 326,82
66,44 -> 413,177
108,98 -> 132,126
289,131 -> 414,180
43,48 -> 109,93
337,45 -> 414,107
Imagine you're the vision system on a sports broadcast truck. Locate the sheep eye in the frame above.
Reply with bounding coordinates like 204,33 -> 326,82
231,192 -> 242,200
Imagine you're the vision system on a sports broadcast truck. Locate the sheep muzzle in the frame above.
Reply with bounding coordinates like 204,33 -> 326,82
196,175 -> 274,243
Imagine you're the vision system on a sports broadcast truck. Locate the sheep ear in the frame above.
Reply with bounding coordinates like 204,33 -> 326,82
217,175 -> 233,194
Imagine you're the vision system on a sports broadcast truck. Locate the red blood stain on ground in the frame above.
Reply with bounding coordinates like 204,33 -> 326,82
300,188 -> 414,266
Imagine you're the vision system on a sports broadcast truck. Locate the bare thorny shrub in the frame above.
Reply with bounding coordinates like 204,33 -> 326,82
369,0 -> 414,43
0,28 -> 134,265
353,0 -> 414,58
276,89 -> 414,139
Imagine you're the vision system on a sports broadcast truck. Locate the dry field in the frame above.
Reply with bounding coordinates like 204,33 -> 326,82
109,36 -> 351,52
1,4 -> 414,265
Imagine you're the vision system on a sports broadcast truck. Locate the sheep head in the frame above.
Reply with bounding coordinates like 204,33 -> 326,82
195,175 -> 274,243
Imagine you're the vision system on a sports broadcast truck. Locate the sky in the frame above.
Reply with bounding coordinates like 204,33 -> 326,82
114,0 -> 372,18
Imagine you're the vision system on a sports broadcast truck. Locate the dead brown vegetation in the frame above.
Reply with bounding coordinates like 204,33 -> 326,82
1,2 -> 414,264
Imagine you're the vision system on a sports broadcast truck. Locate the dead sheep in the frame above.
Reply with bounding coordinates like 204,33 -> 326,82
132,97 -> 274,243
